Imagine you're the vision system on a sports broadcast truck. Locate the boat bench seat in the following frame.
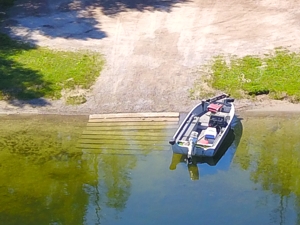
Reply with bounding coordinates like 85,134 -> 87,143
208,103 -> 223,113
182,116 -> 200,141
221,105 -> 231,113
197,122 -> 208,131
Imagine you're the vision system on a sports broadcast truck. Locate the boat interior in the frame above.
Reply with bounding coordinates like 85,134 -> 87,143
177,101 -> 232,147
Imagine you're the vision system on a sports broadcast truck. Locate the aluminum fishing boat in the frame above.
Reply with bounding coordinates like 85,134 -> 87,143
169,94 -> 235,162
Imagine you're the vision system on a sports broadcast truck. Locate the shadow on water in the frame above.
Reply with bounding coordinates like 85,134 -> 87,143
0,115 -> 140,224
0,35 -> 51,106
0,114 -> 176,224
0,115 -> 89,224
233,113 -> 300,225
169,115 -> 243,180
3,114 -> 300,224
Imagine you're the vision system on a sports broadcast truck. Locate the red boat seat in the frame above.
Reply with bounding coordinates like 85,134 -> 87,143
208,103 -> 222,113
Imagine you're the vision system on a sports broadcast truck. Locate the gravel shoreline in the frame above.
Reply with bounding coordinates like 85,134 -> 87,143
1,97 -> 300,116
2,0 -> 300,116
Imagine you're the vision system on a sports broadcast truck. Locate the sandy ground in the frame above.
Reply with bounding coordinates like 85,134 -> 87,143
1,0 -> 300,115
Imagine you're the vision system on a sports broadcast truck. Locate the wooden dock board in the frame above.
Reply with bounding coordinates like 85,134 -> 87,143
77,112 -> 179,155
86,121 -> 177,126
89,112 -> 179,120
88,117 -> 179,123
82,129 -> 176,136
85,125 -> 178,131
82,149 -> 169,155
80,134 -> 169,141
79,143 -> 168,151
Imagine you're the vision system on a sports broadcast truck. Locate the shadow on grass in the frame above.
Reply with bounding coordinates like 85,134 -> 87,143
0,34 -> 52,107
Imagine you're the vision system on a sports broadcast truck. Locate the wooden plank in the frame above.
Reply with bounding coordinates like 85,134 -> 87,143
82,129 -> 177,136
87,121 -> 177,126
83,150 -> 141,155
85,125 -> 178,131
89,112 -> 179,120
81,134 -> 169,141
87,118 -> 178,127
86,123 -> 178,128
81,149 -> 168,155
78,143 -> 169,151
79,139 -> 167,145
88,117 -> 178,123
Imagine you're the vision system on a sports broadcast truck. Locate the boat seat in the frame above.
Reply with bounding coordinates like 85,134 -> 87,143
221,105 -> 231,113
182,116 -> 200,141
208,103 -> 223,113
208,115 -> 227,128
204,127 -> 217,139
197,122 -> 208,131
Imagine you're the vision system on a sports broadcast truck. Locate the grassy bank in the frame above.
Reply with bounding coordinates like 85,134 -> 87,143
192,48 -> 300,102
0,33 -> 104,103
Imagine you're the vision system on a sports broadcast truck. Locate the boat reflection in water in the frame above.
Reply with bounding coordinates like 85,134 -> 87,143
169,116 -> 243,180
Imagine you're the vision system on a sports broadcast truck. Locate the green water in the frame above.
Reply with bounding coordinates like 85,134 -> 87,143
0,113 -> 300,225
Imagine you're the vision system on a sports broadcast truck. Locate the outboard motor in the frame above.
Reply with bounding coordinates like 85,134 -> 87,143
187,131 -> 198,164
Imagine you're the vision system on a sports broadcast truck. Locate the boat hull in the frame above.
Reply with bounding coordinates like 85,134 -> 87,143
171,121 -> 232,157
169,94 -> 235,158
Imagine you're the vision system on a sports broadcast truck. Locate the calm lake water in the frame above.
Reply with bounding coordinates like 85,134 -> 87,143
0,113 -> 300,225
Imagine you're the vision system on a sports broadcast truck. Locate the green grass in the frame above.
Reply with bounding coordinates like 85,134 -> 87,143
0,33 -> 104,101
193,48 -> 300,102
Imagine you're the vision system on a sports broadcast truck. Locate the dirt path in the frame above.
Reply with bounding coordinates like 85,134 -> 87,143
1,0 -> 300,115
